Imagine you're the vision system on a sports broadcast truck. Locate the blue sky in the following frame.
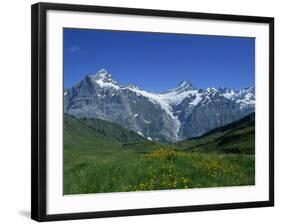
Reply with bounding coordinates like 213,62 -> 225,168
64,28 -> 255,93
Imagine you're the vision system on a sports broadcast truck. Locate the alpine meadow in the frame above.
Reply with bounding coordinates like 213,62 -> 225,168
63,29 -> 255,195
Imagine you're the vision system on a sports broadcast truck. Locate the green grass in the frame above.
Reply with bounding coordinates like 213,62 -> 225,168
63,113 -> 255,195
64,147 -> 255,194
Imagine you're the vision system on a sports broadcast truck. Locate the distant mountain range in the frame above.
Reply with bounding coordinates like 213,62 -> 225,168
64,69 -> 255,142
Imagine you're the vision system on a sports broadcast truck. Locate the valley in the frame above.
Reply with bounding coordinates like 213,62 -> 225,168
64,113 -> 255,194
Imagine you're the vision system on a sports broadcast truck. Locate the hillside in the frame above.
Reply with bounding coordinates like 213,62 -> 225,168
175,113 -> 255,154
64,114 -> 145,150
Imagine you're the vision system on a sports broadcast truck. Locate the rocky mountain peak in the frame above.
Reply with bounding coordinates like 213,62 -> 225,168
96,68 -> 109,76
243,86 -> 255,93
166,80 -> 196,93
178,80 -> 192,87
88,69 -> 119,88
127,84 -> 140,90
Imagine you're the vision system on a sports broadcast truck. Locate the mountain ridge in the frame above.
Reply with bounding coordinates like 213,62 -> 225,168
64,69 -> 255,142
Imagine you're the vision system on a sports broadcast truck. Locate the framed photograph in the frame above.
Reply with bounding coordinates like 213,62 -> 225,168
31,2 -> 274,222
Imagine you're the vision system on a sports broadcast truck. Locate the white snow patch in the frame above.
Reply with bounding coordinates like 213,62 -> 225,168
64,91 -> 67,96
221,90 -> 236,99
144,120 -> 151,124
95,79 -> 120,90
127,88 -> 176,116
137,131 -> 144,137
134,114 -> 139,117
189,93 -> 203,106
236,92 -> 255,109
147,137 -> 152,141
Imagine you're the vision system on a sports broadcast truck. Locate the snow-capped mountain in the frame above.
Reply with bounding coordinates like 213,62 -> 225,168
64,69 -> 255,142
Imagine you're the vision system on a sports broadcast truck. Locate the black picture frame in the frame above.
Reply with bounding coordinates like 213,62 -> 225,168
31,2 -> 274,222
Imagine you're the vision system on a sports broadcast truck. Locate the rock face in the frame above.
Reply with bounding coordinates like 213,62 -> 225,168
64,69 -> 255,142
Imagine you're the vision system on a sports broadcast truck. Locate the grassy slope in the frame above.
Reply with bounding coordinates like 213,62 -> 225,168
64,114 -> 121,150
64,114 -> 151,148
175,113 -> 255,154
64,113 -> 255,195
